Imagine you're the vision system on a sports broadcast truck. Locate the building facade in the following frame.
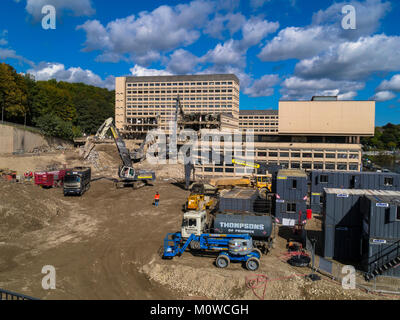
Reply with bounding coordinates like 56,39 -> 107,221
115,74 -> 240,135
239,110 -> 279,134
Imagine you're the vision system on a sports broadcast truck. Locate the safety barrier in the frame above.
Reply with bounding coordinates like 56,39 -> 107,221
0,289 -> 38,300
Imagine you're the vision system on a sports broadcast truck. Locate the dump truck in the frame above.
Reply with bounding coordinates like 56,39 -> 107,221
63,167 -> 91,196
162,232 -> 261,271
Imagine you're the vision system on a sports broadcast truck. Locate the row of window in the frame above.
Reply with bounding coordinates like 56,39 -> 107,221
127,81 -> 235,87
127,89 -> 234,94
127,97 -> 233,101
255,152 -> 359,159
240,116 -> 278,120
126,104 -> 233,110
240,122 -> 279,126
199,163 -> 358,172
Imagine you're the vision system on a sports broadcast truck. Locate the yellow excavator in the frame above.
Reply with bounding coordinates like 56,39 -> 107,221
232,159 -> 272,198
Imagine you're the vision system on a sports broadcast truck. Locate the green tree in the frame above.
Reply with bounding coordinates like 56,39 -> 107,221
0,63 -> 28,121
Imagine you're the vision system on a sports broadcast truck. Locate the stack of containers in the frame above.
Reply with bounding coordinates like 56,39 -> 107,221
274,169 -> 308,226
310,170 -> 400,214
323,189 -> 400,264
360,194 -> 400,278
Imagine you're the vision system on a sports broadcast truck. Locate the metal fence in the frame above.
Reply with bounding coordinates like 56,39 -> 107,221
305,237 -> 400,296
0,289 -> 38,300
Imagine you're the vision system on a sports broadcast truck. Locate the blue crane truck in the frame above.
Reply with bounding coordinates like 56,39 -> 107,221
162,232 -> 261,271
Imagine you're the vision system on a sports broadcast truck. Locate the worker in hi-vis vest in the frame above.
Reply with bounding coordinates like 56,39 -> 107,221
154,192 -> 160,207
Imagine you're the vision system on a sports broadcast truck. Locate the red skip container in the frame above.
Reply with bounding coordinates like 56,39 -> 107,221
306,209 -> 313,220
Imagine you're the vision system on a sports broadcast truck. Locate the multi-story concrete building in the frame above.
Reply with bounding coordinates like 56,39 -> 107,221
239,110 -> 279,134
115,74 -> 240,136
193,97 -> 375,178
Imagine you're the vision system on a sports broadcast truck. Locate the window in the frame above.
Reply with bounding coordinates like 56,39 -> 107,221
320,175 -> 328,183
292,180 -> 297,189
314,153 -> 324,158
314,163 -> 323,170
302,163 -> 312,169
291,162 -> 300,169
325,163 -> 335,170
397,206 -> 400,221
291,153 -> 301,158
337,163 -> 348,170
269,152 -> 278,157
287,203 -> 296,213
280,152 -> 289,158
303,153 -> 312,158
326,153 -> 336,159
384,177 -> 394,186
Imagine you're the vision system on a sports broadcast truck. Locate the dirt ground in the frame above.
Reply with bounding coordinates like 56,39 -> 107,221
0,146 -> 398,300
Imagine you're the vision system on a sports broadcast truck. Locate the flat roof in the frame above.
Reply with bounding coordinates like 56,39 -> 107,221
277,169 -> 307,178
124,74 -> 239,83
364,194 -> 400,204
239,110 -> 279,116
220,188 -> 258,199
312,170 -> 399,176
324,189 -> 400,197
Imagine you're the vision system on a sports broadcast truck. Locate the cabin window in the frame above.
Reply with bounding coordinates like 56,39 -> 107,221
287,203 -> 296,213
320,175 -> 328,183
397,206 -> 400,221
292,180 -> 297,189
384,177 -> 393,187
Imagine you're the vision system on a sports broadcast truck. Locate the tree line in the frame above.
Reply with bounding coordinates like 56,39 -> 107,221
0,62 -> 115,140
362,123 -> 400,151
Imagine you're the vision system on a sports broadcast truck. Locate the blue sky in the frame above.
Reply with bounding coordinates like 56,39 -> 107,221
1,0 -> 400,126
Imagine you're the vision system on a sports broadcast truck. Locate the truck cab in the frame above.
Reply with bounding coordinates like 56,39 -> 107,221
181,210 -> 208,238
63,167 -> 91,196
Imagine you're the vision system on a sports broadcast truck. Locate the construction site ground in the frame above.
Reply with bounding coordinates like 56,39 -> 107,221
0,145 -> 398,300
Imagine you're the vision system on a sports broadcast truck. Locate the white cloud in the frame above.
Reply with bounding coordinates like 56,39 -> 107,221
27,62 -> 115,90
204,12 -> 246,39
311,0 -> 391,40
167,49 -> 200,74
258,0 -> 391,62
250,0 -> 270,9
240,17 -> 279,48
258,26 -> 336,61
377,74 -> 400,92
372,91 -> 396,102
202,40 -> 245,68
295,34 -> 400,81
280,76 -> 364,100
243,74 -> 280,97
338,91 -> 358,100
129,65 -> 172,77
77,1 -> 213,64
21,0 -> 95,20
0,30 -> 8,46
0,48 -> 34,66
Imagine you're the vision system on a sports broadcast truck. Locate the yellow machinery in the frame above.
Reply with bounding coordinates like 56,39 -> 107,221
232,159 -> 272,198
186,183 -> 214,211
208,177 -> 252,190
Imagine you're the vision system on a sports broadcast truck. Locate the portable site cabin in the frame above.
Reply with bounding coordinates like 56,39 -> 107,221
275,169 -> 308,226
310,171 -> 400,213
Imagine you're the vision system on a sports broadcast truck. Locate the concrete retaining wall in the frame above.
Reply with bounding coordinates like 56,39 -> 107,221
0,124 -> 71,154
